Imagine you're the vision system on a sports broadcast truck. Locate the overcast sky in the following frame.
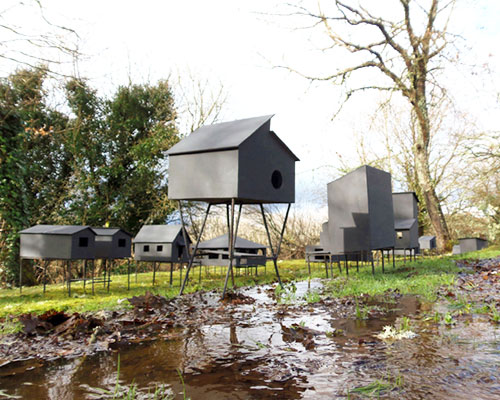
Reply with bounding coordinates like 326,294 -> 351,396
2,0 -> 499,212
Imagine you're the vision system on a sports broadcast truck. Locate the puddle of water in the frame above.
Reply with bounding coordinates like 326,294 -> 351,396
1,279 -> 500,399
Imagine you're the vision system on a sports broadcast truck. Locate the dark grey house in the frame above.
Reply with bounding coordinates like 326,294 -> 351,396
167,115 -> 298,204
133,225 -> 191,263
167,115 -> 299,298
327,165 -> 395,254
457,237 -> 488,253
93,228 -> 132,260
196,234 -> 267,267
20,225 -> 97,260
19,225 -> 98,295
419,235 -> 436,250
393,192 -> 419,256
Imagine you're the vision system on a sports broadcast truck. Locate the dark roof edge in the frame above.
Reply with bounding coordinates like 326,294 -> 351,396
393,191 -> 419,203
167,145 -> 239,157
269,131 -> 300,161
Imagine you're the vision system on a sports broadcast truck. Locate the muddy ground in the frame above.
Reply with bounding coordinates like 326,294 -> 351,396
0,257 -> 499,399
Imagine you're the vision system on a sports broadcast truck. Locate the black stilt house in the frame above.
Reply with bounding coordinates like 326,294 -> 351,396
166,115 -> 299,297
326,165 -> 395,256
196,234 -> 267,267
133,225 -> 191,262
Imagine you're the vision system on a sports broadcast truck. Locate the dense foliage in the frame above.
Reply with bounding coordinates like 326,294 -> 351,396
0,68 -> 180,285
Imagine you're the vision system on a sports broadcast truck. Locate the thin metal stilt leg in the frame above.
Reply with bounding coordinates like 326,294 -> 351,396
19,258 -> 23,293
153,261 -> 156,285
381,250 -> 385,273
68,261 -> 71,297
83,260 -> 87,293
180,203 -> 211,295
371,254 -> 375,275
170,262 -> 173,286
43,260 -> 48,294
127,259 -> 131,290
261,203 -> 289,289
92,260 -> 95,295
222,199 -> 236,298
345,255 -> 349,276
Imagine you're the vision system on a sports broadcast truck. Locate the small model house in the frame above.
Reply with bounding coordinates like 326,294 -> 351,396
393,192 -> 419,252
93,228 -> 132,259
196,234 -> 267,267
419,235 -> 436,251
20,225 -> 97,260
457,237 -> 488,254
326,165 -> 395,254
19,225 -> 98,296
167,115 -> 299,204
133,225 -> 191,263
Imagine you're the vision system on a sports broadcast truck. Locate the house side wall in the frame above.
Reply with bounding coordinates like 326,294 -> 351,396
167,150 -> 238,201
71,231 -> 96,259
327,168 -> 370,253
134,242 -> 174,262
112,232 -> 132,259
20,234 -> 72,260
367,167 -> 395,250
393,193 -> 418,220
238,127 -> 295,203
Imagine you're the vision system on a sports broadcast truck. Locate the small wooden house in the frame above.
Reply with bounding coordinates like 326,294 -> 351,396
133,225 -> 191,262
166,115 -> 299,204
20,225 -> 97,260
196,234 -> 267,267
327,165 -> 395,254
393,192 -> 419,251
93,228 -> 132,259
419,235 -> 436,250
458,237 -> 488,253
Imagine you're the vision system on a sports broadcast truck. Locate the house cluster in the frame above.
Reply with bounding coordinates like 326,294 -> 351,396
19,115 -> 488,295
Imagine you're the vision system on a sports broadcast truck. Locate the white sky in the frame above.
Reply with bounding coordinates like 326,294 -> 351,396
2,0 -> 499,214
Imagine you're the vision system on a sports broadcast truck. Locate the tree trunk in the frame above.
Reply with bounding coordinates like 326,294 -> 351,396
414,121 -> 451,251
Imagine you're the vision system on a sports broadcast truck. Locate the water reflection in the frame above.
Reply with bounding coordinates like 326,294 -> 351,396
1,280 -> 499,399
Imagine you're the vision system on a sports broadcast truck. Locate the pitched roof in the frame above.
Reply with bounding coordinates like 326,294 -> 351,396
394,218 -> 417,230
20,225 -> 96,235
133,225 -> 186,243
92,227 -> 132,237
198,234 -> 266,249
419,235 -> 435,240
393,191 -> 419,203
167,115 -> 299,161
167,115 -> 273,155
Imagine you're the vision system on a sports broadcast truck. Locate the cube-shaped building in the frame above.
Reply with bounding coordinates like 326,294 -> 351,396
20,225 -> 97,260
419,235 -> 436,250
196,234 -> 267,267
327,165 -> 395,254
93,228 -> 132,259
393,192 -> 419,250
133,225 -> 191,262
166,115 -> 299,204
458,237 -> 488,253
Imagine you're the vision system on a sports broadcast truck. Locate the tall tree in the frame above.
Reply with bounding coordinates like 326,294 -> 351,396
64,79 -> 180,234
0,68 -> 69,284
286,0 -> 456,250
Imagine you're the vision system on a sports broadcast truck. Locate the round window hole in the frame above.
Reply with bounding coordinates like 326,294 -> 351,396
271,170 -> 283,189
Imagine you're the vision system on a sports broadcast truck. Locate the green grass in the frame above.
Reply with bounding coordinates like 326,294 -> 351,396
0,246 -> 498,325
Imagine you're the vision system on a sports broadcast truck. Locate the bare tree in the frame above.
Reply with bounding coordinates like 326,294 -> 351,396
175,69 -> 227,135
283,0 -> 460,250
0,0 -> 80,76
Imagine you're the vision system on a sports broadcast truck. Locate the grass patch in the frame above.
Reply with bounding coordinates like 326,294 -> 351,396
0,247 -> 498,320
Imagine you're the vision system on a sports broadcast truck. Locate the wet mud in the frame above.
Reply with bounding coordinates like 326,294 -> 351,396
1,258 -> 500,399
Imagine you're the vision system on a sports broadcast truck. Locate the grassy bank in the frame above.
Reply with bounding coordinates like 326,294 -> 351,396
0,247 -> 498,322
